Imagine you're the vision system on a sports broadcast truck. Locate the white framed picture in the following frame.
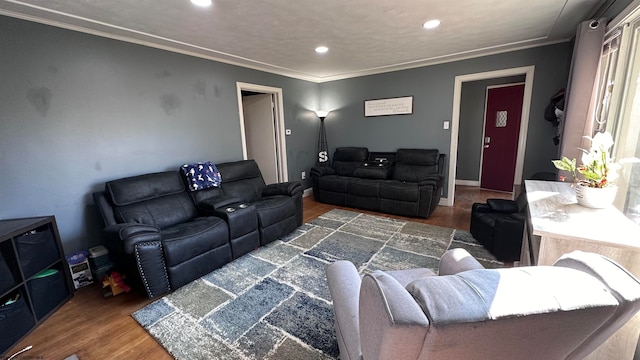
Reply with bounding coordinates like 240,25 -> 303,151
364,96 -> 413,117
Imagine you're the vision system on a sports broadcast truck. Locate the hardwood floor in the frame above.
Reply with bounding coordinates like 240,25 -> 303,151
6,186 -> 511,360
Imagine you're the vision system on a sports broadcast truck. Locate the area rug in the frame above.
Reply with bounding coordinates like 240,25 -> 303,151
132,209 -> 502,359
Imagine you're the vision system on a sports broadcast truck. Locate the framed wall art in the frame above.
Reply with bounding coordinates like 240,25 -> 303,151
364,96 -> 413,117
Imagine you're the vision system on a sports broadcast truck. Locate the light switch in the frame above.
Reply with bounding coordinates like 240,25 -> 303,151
443,121 -> 450,130
285,129 -> 292,135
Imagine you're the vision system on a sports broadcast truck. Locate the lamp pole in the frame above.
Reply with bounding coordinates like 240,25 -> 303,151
315,110 -> 330,167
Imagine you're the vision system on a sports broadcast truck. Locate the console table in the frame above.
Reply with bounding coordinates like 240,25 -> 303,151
521,180 -> 640,359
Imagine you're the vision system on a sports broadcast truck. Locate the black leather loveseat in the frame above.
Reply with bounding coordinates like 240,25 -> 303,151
93,159 -> 302,298
311,147 -> 445,218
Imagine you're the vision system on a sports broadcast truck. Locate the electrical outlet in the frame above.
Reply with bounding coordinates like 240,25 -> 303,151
301,171 -> 306,180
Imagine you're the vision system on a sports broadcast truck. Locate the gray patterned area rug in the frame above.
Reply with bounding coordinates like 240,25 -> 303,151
132,209 -> 502,360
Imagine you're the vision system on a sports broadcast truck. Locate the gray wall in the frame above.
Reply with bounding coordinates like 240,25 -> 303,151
0,16 -> 320,253
1,15 -> 574,255
457,75 -> 527,181
319,42 -> 573,194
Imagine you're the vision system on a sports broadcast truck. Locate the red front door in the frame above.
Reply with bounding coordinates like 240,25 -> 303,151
480,84 -> 525,192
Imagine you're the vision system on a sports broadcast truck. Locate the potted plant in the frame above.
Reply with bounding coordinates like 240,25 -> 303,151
552,131 -> 620,208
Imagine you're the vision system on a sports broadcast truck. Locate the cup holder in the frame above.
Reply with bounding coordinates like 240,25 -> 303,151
238,203 -> 248,209
226,207 -> 236,213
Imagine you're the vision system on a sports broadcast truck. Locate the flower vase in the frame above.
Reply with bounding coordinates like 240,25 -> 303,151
575,183 -> 617,209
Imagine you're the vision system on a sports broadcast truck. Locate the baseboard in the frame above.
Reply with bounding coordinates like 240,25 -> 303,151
455,180 -> 480,186
303,188 -> 313,198
438,197 -> 449,206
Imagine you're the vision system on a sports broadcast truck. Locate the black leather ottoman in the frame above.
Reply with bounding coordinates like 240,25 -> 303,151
212,203 -> 260,259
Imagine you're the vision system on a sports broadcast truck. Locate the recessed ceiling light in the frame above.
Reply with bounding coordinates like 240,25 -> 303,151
315,46 -> 329,54
423,19 -> 441,29
191,0 -> 212,7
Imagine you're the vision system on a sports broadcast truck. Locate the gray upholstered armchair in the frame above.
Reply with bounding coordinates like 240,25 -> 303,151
326,249 -> 640,360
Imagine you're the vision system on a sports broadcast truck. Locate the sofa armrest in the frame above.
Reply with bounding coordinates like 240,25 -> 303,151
471,202 -> 492,214
262,181 -> 302,197
437,154 -> 446,175
417,175 -> 440,187
134,240 -> 171,298
311,166 -> 335,177
359,271 -> 429,360
487,199 -> 519,213
554,251 -> 640,359
103,223 -> 161,254
196,195 -> 243,214
438,248 -> 485,276
326,261 -> 363,360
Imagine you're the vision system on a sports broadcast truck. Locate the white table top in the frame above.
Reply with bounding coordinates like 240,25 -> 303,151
525,180 -> 640,249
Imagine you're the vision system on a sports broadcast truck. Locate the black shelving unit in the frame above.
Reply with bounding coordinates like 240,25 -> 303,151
0,216 -> 74,357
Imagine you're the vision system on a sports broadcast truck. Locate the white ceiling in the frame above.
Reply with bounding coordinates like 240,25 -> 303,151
0,0 -> 603,83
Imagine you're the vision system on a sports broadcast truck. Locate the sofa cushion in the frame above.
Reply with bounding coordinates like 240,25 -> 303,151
353,164 -> 390,180
318,175 -> 349,193
379,181 -> 418,202
334,161 -> 363,177
406,267 -> 618,326
217,160 -> 266,202
333,147 -> 369,177
393,149 -> 439,182
396,149 -> 439,165
114,193 -> 198,229
253,195 -> 297,228
487,199 -> 518,213
107,171 -> 185,206
161,217 -> 229,266
334,147 -> 369,162
347,178 -> 380,197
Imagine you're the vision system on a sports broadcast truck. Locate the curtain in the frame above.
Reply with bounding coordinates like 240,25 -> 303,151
559,19 -> 607,170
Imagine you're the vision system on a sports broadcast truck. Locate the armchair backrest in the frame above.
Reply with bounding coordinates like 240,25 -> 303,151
216,160 -> 266,203
102,171 -> 198,229
392,149 -> 440,182
332,147 -> 368,176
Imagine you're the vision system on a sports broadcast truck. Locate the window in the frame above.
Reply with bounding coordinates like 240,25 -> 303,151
595,31 -> 621,133
597,12 -> 640,224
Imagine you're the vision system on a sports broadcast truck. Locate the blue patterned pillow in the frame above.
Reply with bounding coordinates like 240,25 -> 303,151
180,161 -> 221,191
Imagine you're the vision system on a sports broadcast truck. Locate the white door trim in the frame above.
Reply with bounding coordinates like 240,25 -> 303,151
236,82 -> 288,182
446,66 -> 534,206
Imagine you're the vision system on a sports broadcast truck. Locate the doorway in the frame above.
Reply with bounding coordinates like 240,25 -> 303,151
480,83 -> 525,192
236,82 -> 288,184
446,66 -> 535,206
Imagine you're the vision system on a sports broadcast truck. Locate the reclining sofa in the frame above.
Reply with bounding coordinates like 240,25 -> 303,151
311,147 -> 445,218
93,159 -> 302,298
326,248 -> 640,360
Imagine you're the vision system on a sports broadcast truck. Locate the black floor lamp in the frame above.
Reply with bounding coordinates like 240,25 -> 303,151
315,110 -> 330,167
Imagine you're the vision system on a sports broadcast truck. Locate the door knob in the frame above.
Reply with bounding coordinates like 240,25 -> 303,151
484,145 -> 489,148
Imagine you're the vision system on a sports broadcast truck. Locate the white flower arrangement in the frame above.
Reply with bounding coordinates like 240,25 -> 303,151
552,131 -> 620,188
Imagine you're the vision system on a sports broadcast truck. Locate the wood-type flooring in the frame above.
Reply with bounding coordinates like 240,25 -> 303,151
6,186 -> 510,360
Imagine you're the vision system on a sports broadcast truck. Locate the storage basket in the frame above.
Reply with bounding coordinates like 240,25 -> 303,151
16,227 -> 59,278
0,251 -> 15,295
28,269 -> 69,320
0,290 -> 35,354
